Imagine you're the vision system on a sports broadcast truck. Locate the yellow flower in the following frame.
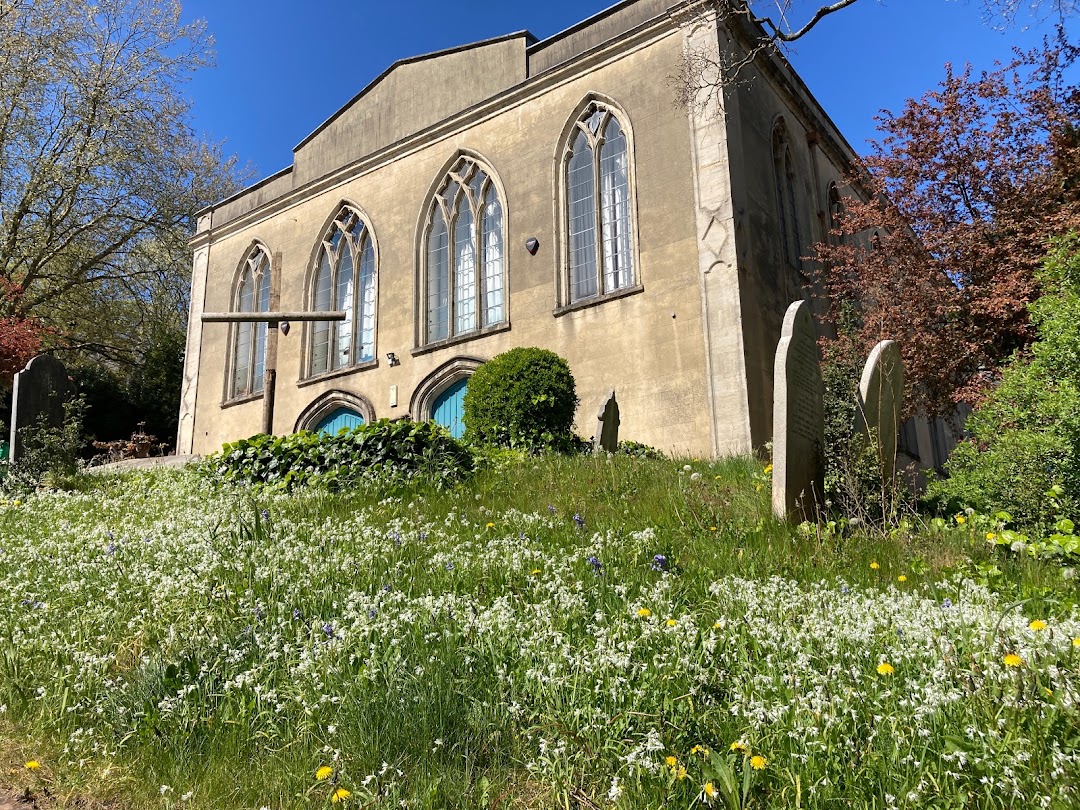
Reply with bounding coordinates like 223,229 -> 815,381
703,782 -> 718,799
986,532 -> 996,541
676,765 -> 688,780
24,761 -> 41,771
637,607 -> 652,618
331,788 -> 351,803
956,515 -> 967,525
763,464 -> 773,474
749,755 -> 767,771
870,561 -> 880,570
712,620 -> 722,629
485,522 -> 495,529
876,662 -> 895,676
12,499 -> 21,508
897,575 -> 907,583
690,744 -> 709,758
1003,653 -> 1024,668
316,766 -> 333,781
666,618 -> 678,627
665,756 -> 678,768
709,526 -> 717,531
730,740 -> 748,754
1029,619 -> 1047,631
1073,637 -> 1080,647
530,569 -> 541,576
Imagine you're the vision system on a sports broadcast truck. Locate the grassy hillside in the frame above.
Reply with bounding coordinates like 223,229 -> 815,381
1,454 -> 1078,809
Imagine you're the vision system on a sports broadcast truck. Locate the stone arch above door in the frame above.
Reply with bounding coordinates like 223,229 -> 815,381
294,390 -> 375,433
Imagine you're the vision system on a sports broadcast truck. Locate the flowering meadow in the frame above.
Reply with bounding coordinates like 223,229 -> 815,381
1,455 -> 1079,809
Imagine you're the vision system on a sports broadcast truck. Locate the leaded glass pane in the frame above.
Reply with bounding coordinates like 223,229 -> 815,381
785,152 -> 802,270
311,251 -> 333,376
333,244 -> 354,370
358,238 -> 376,362
481,187 -> 503,327
600,117 -> 632,292
454,194 -> 476,335
426,208 -> 449,342
567,131 -> 597,301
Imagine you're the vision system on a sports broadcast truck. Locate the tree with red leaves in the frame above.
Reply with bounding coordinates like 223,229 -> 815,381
813,35 -> 1080,417
0,280 -> 42,381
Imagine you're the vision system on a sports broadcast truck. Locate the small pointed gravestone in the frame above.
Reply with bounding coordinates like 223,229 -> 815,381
594,390 -> 620,453
854,340 -> 904,479
8,355 -> 71,463
771,301 -> 825,521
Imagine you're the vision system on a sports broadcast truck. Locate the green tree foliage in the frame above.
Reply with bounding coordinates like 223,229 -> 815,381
930,235 -> 1080,528
463,348 -> 578,452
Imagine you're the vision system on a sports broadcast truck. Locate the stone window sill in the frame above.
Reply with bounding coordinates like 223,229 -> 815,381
220,391 -> 263,410
412,321 -> 511,357
553,283 -> 644,317
297,358 -> 379,388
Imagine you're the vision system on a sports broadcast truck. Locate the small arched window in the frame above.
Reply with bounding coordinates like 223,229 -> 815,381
827,182 -> 847,246
563,102 -> 634,303
773,125 -> 803,273
230,246 -> 271,398
309,206 -> 377,376
423,156 -> 505,345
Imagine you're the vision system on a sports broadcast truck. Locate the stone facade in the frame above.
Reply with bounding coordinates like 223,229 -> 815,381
179,0 -> 861,458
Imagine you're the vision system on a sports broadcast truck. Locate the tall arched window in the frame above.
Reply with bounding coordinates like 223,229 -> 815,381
423,156 -> 505,345
773,124 -> 803,273
827,182 -> 847,246
563,102 -> 635,304
230,246 -> 271,398
309,206 -> 377,376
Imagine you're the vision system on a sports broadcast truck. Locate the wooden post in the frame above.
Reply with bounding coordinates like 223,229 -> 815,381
262,252 -> 283,435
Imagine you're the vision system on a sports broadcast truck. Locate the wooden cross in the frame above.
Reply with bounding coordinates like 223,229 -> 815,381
201,309 -> 346,435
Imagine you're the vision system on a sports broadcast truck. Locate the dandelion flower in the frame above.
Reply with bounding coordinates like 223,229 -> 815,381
666,756 -> 678,768
316,766 -> 333,781
709,526 -> 717,531
870,561 -> 880,570
986,532 -> 996,541
1073,637 -> 1080,647
676,765 -> 688,780
897,575 -> 907,583
666,618 -> 677,627
712,620 -> 722,629
763,464 -> 773,474
690,744 -> 709,757
485,522 -> 495,529
956,515 -> 967,525
637,607 -> 652,618
730,740 -> 748,754
530,569 -> 541,576
702,782 -> 718,801
876,662 -> 895,676
1004,653 -> 1024,668
749,755 -> 767,770
24,761 -> 40,771
1029,619 -> 1047,631
331,788 -> 351,803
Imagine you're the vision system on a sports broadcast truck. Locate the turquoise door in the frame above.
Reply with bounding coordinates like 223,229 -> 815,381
314,407 -> 365,435
432,378 -> 467,439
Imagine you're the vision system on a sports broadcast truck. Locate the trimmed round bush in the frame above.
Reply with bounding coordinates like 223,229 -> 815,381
463,347 -> 578,451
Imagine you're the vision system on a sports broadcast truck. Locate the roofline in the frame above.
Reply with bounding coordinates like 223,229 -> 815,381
525,0 -> 644,58
195,163 -> 293,219
293,29 -> 538,153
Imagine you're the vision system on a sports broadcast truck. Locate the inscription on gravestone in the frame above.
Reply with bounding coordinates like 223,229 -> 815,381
594,390 -> 620,453
8,355 -> 71,463
771,301 -> 825,521
854,340 -> 904,480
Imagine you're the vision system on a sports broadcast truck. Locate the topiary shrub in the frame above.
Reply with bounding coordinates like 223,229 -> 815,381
203,419 -> 474,491
463,347 -> 578,452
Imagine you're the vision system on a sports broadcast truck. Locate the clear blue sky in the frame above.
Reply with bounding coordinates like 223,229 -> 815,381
178,0 -> 1068,179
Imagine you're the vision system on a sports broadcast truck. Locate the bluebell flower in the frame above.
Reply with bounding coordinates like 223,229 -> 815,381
260,509 -> 270,521
587,555 -> 603,574
445,561 -> 455,571
651,554 -> 668,572
382,583 -> 392,593
942,598 -> 952,608
105,543 -> 117,555
841,585 -> 849,594
322,622 -> 335,638
292,608 -> 303,621
253,605 -> 265,620
548,505 -> 556,513
573,513 -> 585,529
367,608 -> 378,619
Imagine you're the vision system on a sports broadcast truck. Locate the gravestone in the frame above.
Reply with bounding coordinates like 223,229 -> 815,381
771,300 -> 825,521
8,355 -> 70,463
594,389 -> 620,453
854,340 -> 904,479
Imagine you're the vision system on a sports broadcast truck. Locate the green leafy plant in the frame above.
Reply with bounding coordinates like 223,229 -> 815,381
463,347 -> 578,452
2,395 -> 88,493
202,418 -> 474,491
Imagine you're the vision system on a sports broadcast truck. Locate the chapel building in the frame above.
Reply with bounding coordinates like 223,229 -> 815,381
178,0 -> 865,458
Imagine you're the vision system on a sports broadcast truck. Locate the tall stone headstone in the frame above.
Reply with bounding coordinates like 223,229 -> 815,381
771,301 -> 825,521
594,390 -> 620,453
854,340 -> 904,479
8,355 -> 70,463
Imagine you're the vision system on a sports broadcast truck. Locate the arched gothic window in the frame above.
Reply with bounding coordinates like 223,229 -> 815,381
827,182 -> 847,246
309,206 -> 377,376
230,246 -> 271,398
563,102 -> 634,303
773,125 -> 803,273
423,156 -> 505,344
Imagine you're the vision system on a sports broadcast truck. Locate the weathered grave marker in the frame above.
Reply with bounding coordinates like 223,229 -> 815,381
854,340 -> 904,479
8,355 -> 70,463
771,301 -> 825,521
594,390 -> 620,453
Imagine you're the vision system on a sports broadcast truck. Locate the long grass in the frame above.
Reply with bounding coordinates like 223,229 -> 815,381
0,454 -> 1078,809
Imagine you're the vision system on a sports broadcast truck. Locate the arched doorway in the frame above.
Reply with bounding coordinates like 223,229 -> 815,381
431,378 -> 467,439
313,407 -> 365,435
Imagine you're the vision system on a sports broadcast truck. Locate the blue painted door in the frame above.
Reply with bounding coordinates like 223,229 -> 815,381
432,378 -> 467,439
315,407 -> 365,435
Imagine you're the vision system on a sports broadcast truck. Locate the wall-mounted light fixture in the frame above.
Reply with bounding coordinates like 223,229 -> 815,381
386,352 -> 400,367
525,237 -> 539,255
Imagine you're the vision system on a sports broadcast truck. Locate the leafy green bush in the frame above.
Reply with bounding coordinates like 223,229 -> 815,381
2,395 -> 88,493
617,440 -> 665,460
203,419 -> 474,491
463,347 -> 578,452
929,234 -> 1080,529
